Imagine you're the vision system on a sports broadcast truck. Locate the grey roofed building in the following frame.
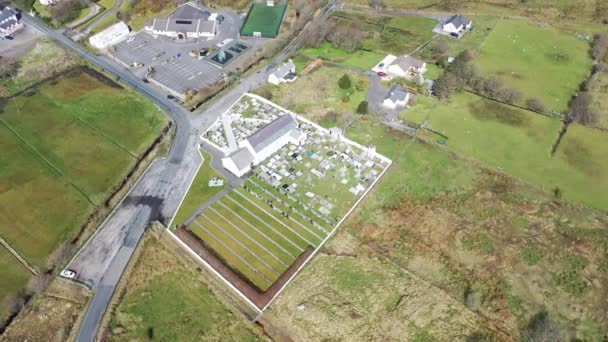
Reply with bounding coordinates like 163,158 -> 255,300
0,7 -> 22,36
144,2 -> 217,39
444,14 -> 472,28
390,55 -> 425,70
247,114 -> 298,153
229,147 -> 255,170
384,84 -> 409,102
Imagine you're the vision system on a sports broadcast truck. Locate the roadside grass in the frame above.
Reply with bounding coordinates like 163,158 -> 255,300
416,92 -> 608,211
300,42 -> 384,70
171,151 -> 226,228
0,248 -> 31,318
476,19 -> 593,113
108,237 -> 260,341
0,69 -> 166,270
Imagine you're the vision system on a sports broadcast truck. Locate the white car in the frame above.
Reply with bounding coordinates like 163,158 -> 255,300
60,269 -> 77,279
216,38 -> 233,48
126,37 -> 135,43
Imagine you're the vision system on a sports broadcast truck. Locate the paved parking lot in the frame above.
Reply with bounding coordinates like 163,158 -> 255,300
109,10 -> 266,99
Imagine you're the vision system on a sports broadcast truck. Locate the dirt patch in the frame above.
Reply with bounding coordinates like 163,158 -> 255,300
175,227 -> 314,309
0,279 -> 90,342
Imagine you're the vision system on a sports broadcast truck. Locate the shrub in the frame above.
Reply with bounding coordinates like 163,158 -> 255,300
338,74 -> 351,89
356,101 -> 368,114
527,97 -> 546,113
341,94 -> 350,103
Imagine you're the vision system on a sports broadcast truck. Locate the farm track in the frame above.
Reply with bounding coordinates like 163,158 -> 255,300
0,237 -> 38,276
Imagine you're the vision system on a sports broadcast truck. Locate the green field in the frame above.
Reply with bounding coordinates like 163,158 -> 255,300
171,152 -> 226,228
477,19 -> 593,113
109,237 -> 260,341
402,92 -> 608,211
0,69 -> 166,271
240,3 -> 287,38
300,42 -> 384,70
0,248 -> 31,312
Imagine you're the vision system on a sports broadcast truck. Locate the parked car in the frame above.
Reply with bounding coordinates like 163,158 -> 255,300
126,37 -> 135,43
4,36 -> 13,40
377,71 -> 387,77
60,269 -> 77,279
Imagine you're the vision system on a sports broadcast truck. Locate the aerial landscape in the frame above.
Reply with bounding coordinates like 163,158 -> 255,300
0,0 -> 606,341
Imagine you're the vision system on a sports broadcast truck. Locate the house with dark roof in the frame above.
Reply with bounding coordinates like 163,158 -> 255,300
0,7 -> 23,38
268,59 -> 297,85
144,2 -> 218,39
221,114 -> 307,177
382,84 -> 411,110
441,14 -> 472,37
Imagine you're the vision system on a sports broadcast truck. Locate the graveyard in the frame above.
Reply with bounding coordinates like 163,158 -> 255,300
184,94 -> 392,295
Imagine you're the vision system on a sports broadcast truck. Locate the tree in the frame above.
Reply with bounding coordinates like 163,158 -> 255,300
500,88 -> 523,104
527,97 -> 546,113
368,0 -> 384,9
338,74 -> 351,89
356,101 -> 368,114
592,32 -> 608,61
570,92 -> 598,126
522,312 -> 563,342
49,0 -> 87,24
482,77 -> 502,98
433,72 -> 458,100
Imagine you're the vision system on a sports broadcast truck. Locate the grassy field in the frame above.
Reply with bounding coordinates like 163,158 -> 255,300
300,42 -> 384,70
240,3 -> 287,38
0,69 -> 166,271
0,248 -> 31,309
171,151 -> 226,228
403,92 -> 608,211
258,66 -> 370,122
476,19 -> 593,113
0,38 -> 80,96
333,11 -> 438,55
107,235 -> 261,341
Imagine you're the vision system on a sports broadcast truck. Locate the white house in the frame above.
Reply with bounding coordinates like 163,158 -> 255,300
373,54 -> 427,80
0,7 -> 23,38
222,114 -> 307,177
441,14 -> 472,37
144,2 -> 217,39
268,59 -> 297,85
89,21 -> 130,49
382,84 -> 410,110
39,0 -> 59,5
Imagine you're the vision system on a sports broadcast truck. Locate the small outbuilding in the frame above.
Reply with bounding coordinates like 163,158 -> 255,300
89,21 -> 130,49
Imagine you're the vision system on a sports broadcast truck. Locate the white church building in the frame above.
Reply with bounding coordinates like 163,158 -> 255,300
221,114 -> 306,177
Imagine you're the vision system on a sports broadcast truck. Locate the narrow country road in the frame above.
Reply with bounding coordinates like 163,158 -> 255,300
83,0 -> 123,34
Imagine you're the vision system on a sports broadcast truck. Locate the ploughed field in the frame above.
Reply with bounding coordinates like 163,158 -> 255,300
0,68 -> 166,307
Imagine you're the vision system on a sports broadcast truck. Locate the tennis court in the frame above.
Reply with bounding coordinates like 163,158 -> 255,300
240,2 -> 287,38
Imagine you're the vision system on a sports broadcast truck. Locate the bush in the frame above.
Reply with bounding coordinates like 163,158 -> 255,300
356,101 -> 368,114
338,74 -> 351,89
341,94 -> 350,103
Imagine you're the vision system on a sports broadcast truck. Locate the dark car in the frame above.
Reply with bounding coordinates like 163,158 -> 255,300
4,36 -> 14,40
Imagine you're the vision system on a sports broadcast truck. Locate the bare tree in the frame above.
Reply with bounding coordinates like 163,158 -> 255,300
482,77 -> 502,98
368,0 -> 384,9
500,88 -> 523,104
522,312 -> 563,342
570,92 -> 598,126
527,97 -> 546,113
49,0 -> 86,24
592,32 -> 608,61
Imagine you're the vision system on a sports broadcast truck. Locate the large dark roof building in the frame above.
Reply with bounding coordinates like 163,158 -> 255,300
144,2 -> 217,39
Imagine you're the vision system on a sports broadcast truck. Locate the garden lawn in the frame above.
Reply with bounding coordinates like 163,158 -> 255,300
171,151 -> 226,227
300,42 -> 384,70
0,69 -> 166,269
477,19 -> 593,113
419,92 -> 608,211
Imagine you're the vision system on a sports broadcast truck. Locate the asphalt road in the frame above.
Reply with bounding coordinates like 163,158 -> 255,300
20,0 -> 340,340
83,0 -> 123,34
